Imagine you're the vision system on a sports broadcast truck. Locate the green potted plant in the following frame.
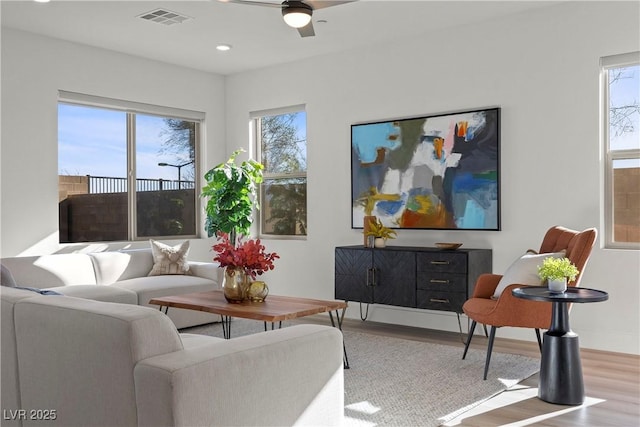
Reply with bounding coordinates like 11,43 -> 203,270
202,149 -> 267,302
537,257 -> 579,293
201,149 -> 264,242
364,218 -> 397,248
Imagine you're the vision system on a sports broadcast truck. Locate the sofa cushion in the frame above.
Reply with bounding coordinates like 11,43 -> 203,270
14,296 -> 183,427
114,275 -> 216,303
180,333 -> 224,348
0,254 -> 97,287
114,275 -> 219,329
1,287 -> 39,421
189,261 -> 223,282
134,325 -> 344,427
46,284 -> 138,304
89,250 -> 155,285
149,240 -> 191,276
0,286 -> 39,302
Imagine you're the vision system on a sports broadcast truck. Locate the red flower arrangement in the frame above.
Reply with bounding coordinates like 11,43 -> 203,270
212,232 -> 279,279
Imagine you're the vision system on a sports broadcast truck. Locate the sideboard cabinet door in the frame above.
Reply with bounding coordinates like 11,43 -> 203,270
374,250 -> 416,308
335,247 -> 373,303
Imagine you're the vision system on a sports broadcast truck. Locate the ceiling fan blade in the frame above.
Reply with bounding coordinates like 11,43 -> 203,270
297,21 -> 315,37
218,0 -> 282,8
306,0 -> 357,10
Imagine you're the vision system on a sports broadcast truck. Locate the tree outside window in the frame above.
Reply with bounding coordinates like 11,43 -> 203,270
255,109 -> 307,237
602,52 -> 640,248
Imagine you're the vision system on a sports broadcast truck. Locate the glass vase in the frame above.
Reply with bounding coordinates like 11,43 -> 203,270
247,280 -> 269,302
222,267 -> 250,303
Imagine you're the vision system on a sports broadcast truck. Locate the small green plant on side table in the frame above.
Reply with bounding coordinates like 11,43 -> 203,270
538,257 -> 579,293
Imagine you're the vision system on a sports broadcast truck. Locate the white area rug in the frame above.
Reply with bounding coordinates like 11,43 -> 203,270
182,320 -> 540,426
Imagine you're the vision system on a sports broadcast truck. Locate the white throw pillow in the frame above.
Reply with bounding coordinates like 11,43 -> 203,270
492,250 -> 566,298
148,240 -> 191,276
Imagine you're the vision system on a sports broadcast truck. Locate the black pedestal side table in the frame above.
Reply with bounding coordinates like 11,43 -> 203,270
512,286 -> 608,405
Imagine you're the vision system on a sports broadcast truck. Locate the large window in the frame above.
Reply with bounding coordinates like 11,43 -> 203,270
58,92 -> 202,243
601,52 -> 640,249
253,106 -> 307,237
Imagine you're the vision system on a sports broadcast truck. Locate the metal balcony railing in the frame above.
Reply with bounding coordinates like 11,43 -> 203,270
87,176 -> 195,194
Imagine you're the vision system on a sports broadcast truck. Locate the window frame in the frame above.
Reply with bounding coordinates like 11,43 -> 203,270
58,91 -> 204,242
251,105 -> 308,240
600,52 -> 640,250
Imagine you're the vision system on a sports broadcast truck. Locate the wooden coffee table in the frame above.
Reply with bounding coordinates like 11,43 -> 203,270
149,290 -> 350,368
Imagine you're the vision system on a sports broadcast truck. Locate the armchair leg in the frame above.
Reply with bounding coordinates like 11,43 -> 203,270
483,326 -> 497,380
535,328 -> 542,352
483,324 -> 488,337
462,320 -> 477,360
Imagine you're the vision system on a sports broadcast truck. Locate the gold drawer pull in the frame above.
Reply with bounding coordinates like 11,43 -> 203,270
430,279 -> 449,284
430,261 -> 450,265
430,298 -> 450,303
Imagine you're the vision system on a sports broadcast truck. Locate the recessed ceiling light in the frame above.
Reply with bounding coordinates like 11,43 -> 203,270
216,44 -> 232,52
34,0 -> 51,3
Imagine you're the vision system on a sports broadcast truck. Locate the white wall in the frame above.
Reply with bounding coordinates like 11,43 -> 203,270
224,1 -> 640,354
1,28 -> 226,259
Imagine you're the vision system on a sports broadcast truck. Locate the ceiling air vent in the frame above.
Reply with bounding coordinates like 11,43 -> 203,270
138,9 -> 192,26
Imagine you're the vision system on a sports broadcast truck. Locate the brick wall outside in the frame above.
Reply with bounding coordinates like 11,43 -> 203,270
59,175 -> 89,202
614,167 -> 640,243
59,189 -> 196,243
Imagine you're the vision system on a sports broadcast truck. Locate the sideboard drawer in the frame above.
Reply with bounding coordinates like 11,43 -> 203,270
417,252 -> 467,273
416,272 -> 466,292
417,290 -> 466,312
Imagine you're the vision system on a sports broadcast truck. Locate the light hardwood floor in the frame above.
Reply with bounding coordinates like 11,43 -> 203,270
299,315 -> 640,426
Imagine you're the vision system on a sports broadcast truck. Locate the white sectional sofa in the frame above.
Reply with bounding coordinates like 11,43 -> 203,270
1,248 -> 222,328
0,287 -> 345,427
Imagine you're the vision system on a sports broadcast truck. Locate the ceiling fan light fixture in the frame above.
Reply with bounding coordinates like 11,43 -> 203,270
282,2 -> 312,29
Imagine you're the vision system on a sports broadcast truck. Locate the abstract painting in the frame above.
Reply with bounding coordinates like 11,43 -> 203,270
351,107 -> 500,230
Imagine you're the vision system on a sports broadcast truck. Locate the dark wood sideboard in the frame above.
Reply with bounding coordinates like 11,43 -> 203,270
335,245 -> 492,317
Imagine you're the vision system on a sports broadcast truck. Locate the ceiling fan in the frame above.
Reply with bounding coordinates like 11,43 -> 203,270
218,0 -> 357,37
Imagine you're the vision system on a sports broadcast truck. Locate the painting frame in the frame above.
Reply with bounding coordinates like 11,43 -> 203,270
351,107 -> 501,231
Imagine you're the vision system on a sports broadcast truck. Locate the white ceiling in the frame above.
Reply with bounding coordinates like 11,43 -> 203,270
1,0 -> 562,75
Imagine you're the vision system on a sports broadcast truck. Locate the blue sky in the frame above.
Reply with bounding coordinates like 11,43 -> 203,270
58,104 -> 194,180
59,106 -> 308,180
58,104 -> 126,177
610,65 -> 640,155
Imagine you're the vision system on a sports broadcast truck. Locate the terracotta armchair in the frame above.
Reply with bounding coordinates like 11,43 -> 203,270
462,226 -> 597,379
